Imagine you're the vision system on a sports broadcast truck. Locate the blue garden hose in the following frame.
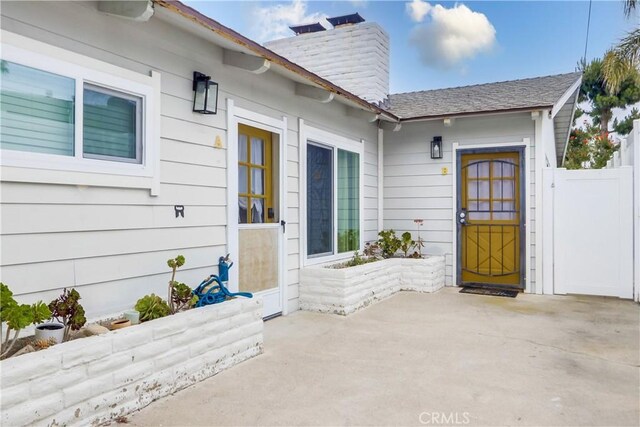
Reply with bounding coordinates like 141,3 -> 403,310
192,256 -> 253,307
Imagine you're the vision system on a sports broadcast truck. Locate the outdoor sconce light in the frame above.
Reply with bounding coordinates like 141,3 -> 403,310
192,71 -> 218,114
431,136 -> 443,159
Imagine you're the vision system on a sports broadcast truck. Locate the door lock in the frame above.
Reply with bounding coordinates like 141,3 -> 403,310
280,219 -> 286,233
458,209 -> 467,225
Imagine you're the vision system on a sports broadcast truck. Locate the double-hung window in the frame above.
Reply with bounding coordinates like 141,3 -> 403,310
305,127 -> 363,262
0,34 -> 158,191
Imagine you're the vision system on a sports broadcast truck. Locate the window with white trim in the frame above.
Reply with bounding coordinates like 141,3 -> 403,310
306,139 -> 361,259
1,60 -> 144,164
0,33 -> 159,194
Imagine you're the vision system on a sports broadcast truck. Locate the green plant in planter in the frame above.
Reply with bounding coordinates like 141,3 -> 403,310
1,283 -> 51,357
399,232 -> 415,258
167,255 -> 186,314
377,230 -> 401,258
135,294 -> 171,322
171,282 -> 198,312
49,288 -> 87,342
363,241 -> 381,258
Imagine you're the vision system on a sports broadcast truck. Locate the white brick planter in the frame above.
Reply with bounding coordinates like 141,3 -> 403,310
300,256 -> 445,315
0,298 -> 263,427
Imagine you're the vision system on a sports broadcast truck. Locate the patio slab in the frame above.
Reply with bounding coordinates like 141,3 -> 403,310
128,288 -> 639,426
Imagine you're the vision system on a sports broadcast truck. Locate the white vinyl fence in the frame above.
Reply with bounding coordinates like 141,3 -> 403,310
542,120 -> 638,300
633,120 -> 639,301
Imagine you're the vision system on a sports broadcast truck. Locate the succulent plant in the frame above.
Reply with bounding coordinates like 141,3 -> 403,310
49,288 -> 86,342
135,294 -> 171,322
1,283 -> 51,357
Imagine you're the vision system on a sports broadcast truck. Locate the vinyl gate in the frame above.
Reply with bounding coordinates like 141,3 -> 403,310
550,167 -> 633,298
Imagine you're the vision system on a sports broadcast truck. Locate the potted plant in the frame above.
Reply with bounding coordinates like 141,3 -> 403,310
123,309 -> 140,325
109,319 -> 131,330
48,288 -> 87,342
34,321 -> 65,344
1,283 -> 51,356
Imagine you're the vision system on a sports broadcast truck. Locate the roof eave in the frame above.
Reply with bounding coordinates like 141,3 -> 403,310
398,105 -> 554,123
551,76 -> 582,119
153,0 -> 399,122
553,76 -> 582,166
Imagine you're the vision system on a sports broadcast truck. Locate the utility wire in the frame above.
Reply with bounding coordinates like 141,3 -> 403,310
583,0 -> 593,63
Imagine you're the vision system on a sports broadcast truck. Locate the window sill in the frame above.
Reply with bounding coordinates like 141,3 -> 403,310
0,164 -> 158,194
304,252 -> 358,267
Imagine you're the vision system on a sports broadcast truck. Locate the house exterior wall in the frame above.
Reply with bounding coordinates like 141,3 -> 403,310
0,1 -> 379,318
383,113 -> 538,291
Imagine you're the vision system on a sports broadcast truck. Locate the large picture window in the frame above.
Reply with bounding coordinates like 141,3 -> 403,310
306,140 -> 361,259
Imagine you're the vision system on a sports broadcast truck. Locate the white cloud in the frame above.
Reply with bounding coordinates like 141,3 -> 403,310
407,2 -> 496,69
252,0 -> 327,43
406,0 -> 431,23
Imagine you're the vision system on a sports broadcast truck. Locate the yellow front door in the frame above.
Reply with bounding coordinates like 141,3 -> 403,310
459,151 -> 522,287
237,124 -> 282,318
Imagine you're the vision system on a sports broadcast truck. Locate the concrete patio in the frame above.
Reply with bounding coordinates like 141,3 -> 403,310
128,288 -> 639,426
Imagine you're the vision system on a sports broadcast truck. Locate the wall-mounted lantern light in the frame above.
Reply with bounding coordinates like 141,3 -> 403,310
192,71 -> 218,114
431,136 -> 443,159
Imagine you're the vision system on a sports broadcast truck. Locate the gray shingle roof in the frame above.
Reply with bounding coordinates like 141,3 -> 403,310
387,72 -> 582,119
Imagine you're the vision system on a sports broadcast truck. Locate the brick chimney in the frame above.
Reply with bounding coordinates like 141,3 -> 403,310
265,13 -> 390,105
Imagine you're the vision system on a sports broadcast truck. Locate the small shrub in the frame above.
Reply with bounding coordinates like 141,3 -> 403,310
344,251 -> 365,267
1,283 -> 51,357
135,294 -> 171,322
49,288 -> 87,342
378,230 -> 401,258
363,241 -> 381,258
331,251 -> 378,269
171,282 -> 198,312
400,232 -> 415,257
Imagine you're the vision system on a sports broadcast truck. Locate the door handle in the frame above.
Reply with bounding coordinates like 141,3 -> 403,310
280,219 -> 286,233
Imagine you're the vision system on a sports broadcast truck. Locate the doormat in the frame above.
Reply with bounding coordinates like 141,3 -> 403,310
459,287 -> 518,298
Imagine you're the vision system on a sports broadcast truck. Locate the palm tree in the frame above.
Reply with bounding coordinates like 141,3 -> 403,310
624,0 -> 637,16
602,0 -> 639,92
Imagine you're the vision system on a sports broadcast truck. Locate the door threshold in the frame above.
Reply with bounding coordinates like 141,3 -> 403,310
263,312 -> 282,321
459,283 -> 524,291
459,287 -> 518,298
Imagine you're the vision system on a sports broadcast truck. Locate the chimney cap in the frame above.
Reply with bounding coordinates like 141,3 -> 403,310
289,22 -> 327,35
326,13 -> 365,27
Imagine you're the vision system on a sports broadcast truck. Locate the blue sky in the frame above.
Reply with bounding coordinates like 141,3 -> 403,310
186,1 -> 638,93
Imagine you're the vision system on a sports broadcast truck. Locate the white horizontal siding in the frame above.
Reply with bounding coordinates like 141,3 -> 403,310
0,1 -> 379,317
383,113 -> 537,289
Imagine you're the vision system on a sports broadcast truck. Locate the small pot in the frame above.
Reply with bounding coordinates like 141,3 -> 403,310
110,319 -> 131,330
123,309 -> 140,325
35,322 -> 65,344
